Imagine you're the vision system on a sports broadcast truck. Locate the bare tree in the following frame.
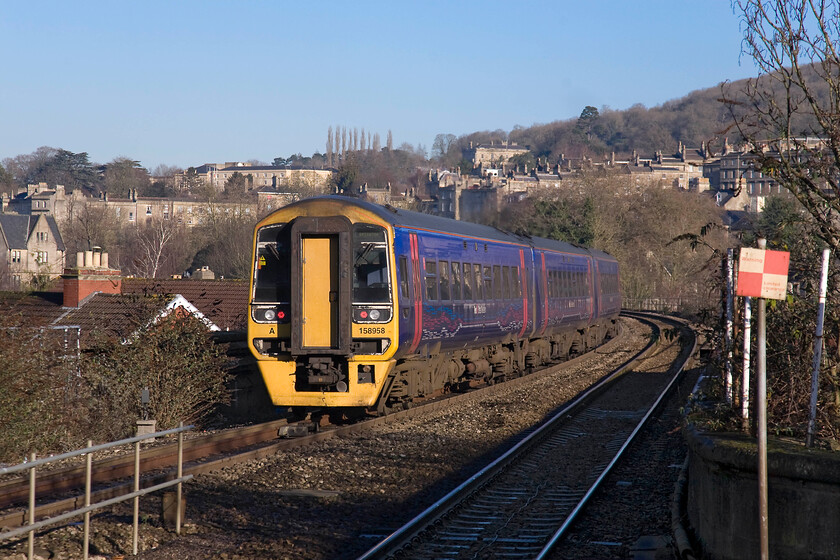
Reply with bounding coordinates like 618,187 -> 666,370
326,126 -> 334,167
132,217 -> 179,278
731,0 -> 840,250
62,198 -> 122,256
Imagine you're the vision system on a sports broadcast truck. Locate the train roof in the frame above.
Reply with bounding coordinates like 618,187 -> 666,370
282,196 -> 617,262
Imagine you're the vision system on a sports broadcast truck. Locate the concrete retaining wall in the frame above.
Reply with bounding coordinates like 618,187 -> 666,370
685,425 -> 840,560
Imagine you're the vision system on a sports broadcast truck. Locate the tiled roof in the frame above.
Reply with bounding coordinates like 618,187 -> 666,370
0,289 -> 65,327
53,293 -> 154,343
0,214 -> 32,249
121,278 -> 249,331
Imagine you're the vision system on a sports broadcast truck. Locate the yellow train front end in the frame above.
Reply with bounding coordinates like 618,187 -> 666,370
247,198 -> 399,413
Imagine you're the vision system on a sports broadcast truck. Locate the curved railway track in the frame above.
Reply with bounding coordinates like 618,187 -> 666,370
1,312 -> 687,556
356,312 -> 695,559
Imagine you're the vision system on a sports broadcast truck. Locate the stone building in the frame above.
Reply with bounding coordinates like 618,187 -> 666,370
468,142 -> 530,170
175,163 -> 333,192
0,212 -> 66,288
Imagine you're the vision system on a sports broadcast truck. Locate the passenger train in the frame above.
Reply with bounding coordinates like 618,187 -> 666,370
247,195 -> 621,417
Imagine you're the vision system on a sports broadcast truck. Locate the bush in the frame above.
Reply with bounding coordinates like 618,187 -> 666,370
0,308 -> 231,463
80,314 -> 231,442
0,316 -> 82,462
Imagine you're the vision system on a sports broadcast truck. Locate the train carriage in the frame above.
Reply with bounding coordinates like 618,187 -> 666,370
248,196 -> 620,416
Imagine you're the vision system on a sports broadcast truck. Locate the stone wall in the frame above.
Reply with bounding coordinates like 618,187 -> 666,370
685,425 -> 840,559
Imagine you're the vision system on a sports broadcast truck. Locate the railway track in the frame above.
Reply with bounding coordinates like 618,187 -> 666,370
1,312 -> 669,548
356,312 -> 695,559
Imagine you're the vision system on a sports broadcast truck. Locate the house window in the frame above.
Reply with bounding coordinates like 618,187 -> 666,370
129,212 -> 135,221
36,232 -> 48,242
11,250 -> 20,263
35,251 -> 47,264
146,205 -> 152,215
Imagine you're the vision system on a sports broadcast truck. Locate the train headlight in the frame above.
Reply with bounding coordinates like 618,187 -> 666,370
252,305 -> 289,323
369,309 -> 381,320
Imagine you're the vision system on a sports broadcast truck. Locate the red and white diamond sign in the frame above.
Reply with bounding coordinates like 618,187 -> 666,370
736,248 -> 790,300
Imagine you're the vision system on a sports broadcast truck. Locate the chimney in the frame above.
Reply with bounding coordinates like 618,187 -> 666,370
62,249 -> 121,308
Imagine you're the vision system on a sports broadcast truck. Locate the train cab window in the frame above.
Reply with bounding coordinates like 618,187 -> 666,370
474,264 -> 484,300
512,267 -> 520,298
462,262 -> 473,300
425,260 -> 438,300
483,266 -> 493,299
353,224 -> 391,304
502,266 -> 511,299
493,266 -> 502,299
398,255 -> 409,299
439,260 -> 451,300
451,261 -> 462,301
253,223 -> 290,302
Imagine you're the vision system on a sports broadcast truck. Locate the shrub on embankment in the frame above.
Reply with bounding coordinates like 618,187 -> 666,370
0,313 -> 230,464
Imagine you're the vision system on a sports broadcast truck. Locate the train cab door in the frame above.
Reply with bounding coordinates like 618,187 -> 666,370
289,216 -> 352,355
399,233 -> 422,353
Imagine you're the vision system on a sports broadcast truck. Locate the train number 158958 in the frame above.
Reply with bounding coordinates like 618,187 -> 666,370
360,327 -> 386,335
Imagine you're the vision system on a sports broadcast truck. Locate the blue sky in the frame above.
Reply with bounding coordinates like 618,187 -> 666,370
0,1 -> 757,171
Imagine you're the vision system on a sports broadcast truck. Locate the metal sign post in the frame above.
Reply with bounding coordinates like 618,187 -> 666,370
742,296 -> 752,431
725,248 -> 734,403
807,248 -> 831,448
736,240 -> 790,560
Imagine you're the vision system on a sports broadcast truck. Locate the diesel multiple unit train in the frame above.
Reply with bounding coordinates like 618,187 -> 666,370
247,196 -> 621,416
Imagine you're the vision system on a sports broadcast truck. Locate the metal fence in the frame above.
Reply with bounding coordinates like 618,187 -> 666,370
623,297 -> 718,315
0,424 -> 193,560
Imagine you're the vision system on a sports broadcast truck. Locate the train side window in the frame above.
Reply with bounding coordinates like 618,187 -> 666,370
484,266 -> 493,300
565,269 -> 572,298
474,264 -> 485,300
451,261 -> 462,301
493,265 -> 502,299
548,270 -> 555,298
439,260 -> 451,300
554,271 -> 560,298
399,255 -> 409,299
425,260 -> 437,300
511,266 -> 520,298
462,262 -> 473,300
502,266 -> 511,300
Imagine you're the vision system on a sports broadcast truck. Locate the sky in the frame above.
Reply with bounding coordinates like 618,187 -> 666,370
0,1 -> 759,172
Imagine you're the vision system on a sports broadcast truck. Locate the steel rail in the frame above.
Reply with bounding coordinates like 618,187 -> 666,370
356,313 -> 672,560
536,313 -> 697,558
